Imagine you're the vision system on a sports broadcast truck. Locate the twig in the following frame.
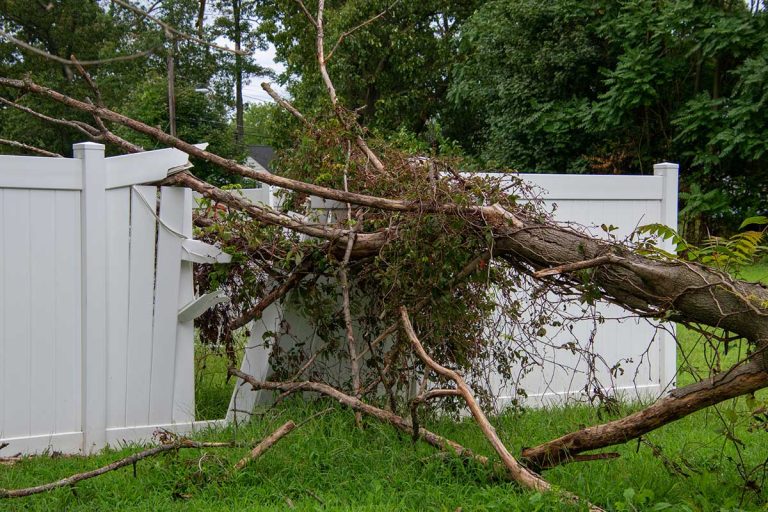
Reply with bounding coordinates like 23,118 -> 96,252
324,1 -> 400,63
0,30 -> 155,65
70,55 -> 103,106
233,421 -> 296,470
0,439 -> 234,499
0,138 -> 62,157
229,259 -> 312,330
295,407 -> 335,429
533,254 -> 621,278
410,387 -> 460,442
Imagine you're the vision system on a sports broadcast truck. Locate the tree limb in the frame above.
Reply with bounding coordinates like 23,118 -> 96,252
0,138 -> 62,157
110,0 -> 248,55
521,360 -> 768,469
0,439 -> 235,499
400,306 -> 551,492
233,421 -> 296,470
400,307 -> 604,511
0,30 -> 156,65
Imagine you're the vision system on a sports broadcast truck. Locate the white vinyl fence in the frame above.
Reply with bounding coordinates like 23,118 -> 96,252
0,146 -> 680,453
0,143 -> 229,455
229,164 -> 679,418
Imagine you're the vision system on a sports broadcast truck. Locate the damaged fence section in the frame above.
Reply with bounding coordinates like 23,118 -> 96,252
230,164 -> 679,418
0,143 -> 228,455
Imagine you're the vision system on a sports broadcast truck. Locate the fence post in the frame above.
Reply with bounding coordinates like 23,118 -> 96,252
654,162 -> 680,391
75,142 -> 108,452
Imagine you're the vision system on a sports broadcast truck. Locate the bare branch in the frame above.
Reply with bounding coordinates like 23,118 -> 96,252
70,55 -> 104,106
0,75 -> 428,211
261,82 -> 316,132
314,0 -> 386,173
229,367 -> 494,466
228,259 -> 313,331
0,138 -> 62,157
294,0 -> 318,28
111,0 -> 249,55
0,96 -> 99,138
533,254 -> 622,278
0,30 -> 155,65
233,421 -> 296,470
339,142 -> 362,426
399,306 -> 551,492
400,307 -> 604,511
0,439 -> 235,499
522,359 -> 768,469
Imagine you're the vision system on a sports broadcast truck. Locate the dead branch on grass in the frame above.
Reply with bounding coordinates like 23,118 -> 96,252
400,306 -> 606,510
0,439 -> 235,499
234,421 -> 296,470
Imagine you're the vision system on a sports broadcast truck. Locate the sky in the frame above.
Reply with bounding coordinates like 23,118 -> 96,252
241,43 -> 289,105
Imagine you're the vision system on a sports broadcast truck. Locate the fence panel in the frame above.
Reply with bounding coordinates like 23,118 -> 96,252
487,167 -> 678,406
0,156 -> 83,453
0,145 -> 223,455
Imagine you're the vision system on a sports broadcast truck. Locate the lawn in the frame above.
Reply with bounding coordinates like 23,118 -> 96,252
2,264 -> 767,511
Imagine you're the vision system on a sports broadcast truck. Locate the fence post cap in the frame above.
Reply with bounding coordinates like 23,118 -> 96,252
73,141 -> 105,151
73,142 -> 105,159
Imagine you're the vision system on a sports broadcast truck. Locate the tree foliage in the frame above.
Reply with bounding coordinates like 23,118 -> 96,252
450,0 -> 768,232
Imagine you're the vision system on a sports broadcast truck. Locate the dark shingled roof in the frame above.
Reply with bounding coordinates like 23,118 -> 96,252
247,145 -> 275,171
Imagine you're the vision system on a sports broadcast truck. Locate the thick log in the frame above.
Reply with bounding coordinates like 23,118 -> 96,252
522,360 -> 768,469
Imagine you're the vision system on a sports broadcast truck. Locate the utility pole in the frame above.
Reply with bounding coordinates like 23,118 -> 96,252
233,0 -> 244,147
166,31 -> 177,137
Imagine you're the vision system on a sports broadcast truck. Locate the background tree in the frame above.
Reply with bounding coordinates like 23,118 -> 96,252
450,0 -> 768,236
0,0 -> 245,182
254,0 -> 482,137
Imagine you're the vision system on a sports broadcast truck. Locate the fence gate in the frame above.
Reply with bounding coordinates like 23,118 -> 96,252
0,143 -> 228,454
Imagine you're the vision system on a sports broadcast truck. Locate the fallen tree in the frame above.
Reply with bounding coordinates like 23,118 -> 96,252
1,2 -> 768,506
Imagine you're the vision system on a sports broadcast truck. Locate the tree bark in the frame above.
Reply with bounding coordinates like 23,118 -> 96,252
522,360 -> 768,469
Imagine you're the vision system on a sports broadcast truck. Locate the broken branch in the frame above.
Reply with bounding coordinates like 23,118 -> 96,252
0,439 -> 235,499
233,421 -> 296,470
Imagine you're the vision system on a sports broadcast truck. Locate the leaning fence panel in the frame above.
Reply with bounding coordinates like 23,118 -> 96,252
0,145 -> 224,455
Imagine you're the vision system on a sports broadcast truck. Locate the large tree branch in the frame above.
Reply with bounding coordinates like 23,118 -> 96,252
0,30 -> 156,65
0,76 -> 427,211
400,307 -> 551,492
314,0 -> 386,173
522,360 -> 768,469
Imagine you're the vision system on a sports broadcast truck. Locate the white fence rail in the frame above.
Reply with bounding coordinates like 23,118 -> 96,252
0,144 -> 225,454
229,164 -> 679,417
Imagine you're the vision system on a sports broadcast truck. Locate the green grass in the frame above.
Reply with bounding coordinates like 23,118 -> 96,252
2,263 -> 768,511
2,400 -> 767,511
194,344 -> 238,421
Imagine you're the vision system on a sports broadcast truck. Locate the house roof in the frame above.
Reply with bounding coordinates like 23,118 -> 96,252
246,145 -> 275,172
